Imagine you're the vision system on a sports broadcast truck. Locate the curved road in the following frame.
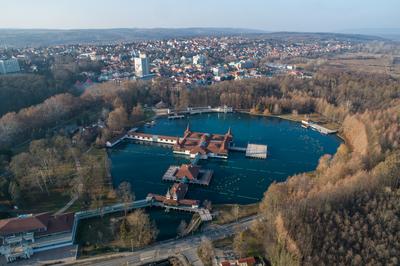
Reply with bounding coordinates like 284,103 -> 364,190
67,215 -> 260,266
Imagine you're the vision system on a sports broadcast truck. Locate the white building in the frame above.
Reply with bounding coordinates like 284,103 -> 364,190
192,54 -> 206,66
212,66 -> 225,76
0,58 -> 20,74
134,53 -> 150,77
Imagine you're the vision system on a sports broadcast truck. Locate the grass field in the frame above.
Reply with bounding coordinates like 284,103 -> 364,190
276,113 -> 341,130
322,53 -> 400,77
213,203 -> 259,225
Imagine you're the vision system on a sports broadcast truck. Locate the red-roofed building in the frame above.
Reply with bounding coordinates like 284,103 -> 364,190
0,213 -> 75,262
219,257 -> 257,266
173,125 -> 233,159
220,261 -> 235,266
175,164 -> 200,180
166,183 -> 188,201
237,257 -> 256,266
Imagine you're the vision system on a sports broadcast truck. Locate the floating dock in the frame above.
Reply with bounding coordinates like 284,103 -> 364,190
168,114 -> 185,120
229,143 -> 268,159
301,120 -> 338,134
245,144 -> 268,159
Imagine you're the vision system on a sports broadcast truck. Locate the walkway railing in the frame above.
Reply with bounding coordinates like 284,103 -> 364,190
72,199 -> 152,242
71,199 -> 212,243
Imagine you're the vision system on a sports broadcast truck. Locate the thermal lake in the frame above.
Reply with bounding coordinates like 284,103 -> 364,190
110,113 -> 341,205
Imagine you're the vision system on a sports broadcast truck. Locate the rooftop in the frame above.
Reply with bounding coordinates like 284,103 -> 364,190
0,212 -> 74,237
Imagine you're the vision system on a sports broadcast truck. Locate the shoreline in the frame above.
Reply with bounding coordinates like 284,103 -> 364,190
86,109 -> 346,255
138,108 -> 346,145
237,109 -> 346,141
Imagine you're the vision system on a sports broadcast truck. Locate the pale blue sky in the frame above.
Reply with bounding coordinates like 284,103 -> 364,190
1,0 -> 399,32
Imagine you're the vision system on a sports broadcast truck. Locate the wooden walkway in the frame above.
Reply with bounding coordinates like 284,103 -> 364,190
230,143 -> 268,159
153,202 -> 212,221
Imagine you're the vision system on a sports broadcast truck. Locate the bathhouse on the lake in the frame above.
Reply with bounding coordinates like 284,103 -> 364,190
173,124 -> 233,159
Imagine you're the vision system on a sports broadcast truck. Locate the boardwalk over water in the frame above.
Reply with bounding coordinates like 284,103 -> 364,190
229,143 -> 268,159
246,144 -> 268,159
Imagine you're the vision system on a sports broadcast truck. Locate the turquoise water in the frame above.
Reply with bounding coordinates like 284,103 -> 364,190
110,113 -> 341,205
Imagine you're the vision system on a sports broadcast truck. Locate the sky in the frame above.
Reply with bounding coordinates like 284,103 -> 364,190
1,0 -> 399,32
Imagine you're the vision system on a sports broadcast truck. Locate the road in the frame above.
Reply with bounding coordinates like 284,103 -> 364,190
66,215 -> 259,266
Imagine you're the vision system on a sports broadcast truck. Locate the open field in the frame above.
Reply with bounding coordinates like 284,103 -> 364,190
243,110 -> 341,131
321,52 -> 400,77
276,113 -> 341,130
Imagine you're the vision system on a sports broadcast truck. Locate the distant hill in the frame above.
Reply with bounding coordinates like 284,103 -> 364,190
0,28 -> 385,48
0,28 -> 266,47
339,28 -> 400,41
256,31 -> 384,42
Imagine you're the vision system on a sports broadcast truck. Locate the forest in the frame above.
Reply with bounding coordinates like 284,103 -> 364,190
0,74 -> 55,116
1,69 -> 399,150
233,86 -> 400,264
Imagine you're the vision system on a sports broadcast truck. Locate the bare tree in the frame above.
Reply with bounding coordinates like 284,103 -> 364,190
120,209 -> 158,248
197,237 -> 214,266
232,204 -> 240,222
177,220 -> 188,237
117,181 -> 134,216
107,107 -> 129,132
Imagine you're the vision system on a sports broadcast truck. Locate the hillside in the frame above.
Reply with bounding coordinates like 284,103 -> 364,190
0,28 -> 384,48
0,28 -> 265,47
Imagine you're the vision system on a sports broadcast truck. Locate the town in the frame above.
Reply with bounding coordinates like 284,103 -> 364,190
1,35 -> 353,85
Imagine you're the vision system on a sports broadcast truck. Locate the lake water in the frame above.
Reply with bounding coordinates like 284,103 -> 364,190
110,113 -> 341,205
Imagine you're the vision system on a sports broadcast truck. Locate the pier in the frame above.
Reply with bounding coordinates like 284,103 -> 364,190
168,114 -> 185,120
106,133 -> 127,148
169,106 -> 233,115
228,146 -> 247,152
126,132 -> 178,145
229,143 -> 268,159
152,202 -> 212,221
301,120 -> 338,134
246,144 -> 268,159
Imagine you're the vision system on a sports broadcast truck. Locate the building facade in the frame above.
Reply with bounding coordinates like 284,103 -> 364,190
192,54 -> 206,66
0,58 -> 20,74
134,53 -> 150,77
0,213 -> 74,263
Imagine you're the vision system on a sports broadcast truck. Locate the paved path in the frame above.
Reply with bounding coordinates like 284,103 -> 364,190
55,195 -> 78,215
65,215 -> 259,266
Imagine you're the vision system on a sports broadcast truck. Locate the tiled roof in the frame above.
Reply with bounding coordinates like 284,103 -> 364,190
174,129 -> 233,156
0,213 -> 48,236
170,183 -> 188,200
175,164 -> 200,180
220,261 -> 233,266
179,199 -> 199,206
238,257 -> 256,265
0,212 -> 75,237
36,212 -> 74,236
